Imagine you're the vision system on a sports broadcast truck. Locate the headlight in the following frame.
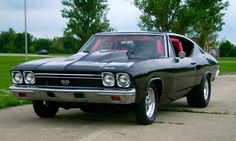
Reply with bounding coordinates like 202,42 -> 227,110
102,72 -> 115,87
24,71 -> 35,84
12,71 -> 23,84
116,73 -> 130,88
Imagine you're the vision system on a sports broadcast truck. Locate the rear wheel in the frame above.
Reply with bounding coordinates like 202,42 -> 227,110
33,100 -> 59,118
187,74 -> 211,107
134,83 -> 158,125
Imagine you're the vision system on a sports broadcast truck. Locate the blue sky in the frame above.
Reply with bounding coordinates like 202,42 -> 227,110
0,0 -> 235,44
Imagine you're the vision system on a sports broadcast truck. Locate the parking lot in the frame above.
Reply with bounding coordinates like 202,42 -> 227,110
0,75 -> 236,141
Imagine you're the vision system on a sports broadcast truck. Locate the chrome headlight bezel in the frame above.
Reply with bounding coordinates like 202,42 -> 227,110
23,71 -> 35,84
101,72 -> 115,87
11,71 -> 23,84
116,73 -> 131,88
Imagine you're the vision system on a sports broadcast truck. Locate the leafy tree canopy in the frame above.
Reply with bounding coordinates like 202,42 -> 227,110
62,0 -> 114,44
134,0 -> 229,48
220,40 -> 236,57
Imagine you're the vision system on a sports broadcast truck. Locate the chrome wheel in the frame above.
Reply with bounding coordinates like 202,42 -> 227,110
203,80 -> 209,100
145,88 -> 156,118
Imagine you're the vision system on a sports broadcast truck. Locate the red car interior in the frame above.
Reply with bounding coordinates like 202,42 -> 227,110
170,38 -> 183,55
91,36 -> 165,57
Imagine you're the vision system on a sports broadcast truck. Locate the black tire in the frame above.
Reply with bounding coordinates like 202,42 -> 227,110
134,83 -> 158,125
33,100 -> 59,118
187,74 -> 211,108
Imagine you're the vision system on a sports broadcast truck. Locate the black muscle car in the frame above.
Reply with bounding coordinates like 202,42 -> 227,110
9,32 -> 219,125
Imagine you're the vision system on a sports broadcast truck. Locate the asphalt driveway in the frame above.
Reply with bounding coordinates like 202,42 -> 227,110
0,74 -> 236,141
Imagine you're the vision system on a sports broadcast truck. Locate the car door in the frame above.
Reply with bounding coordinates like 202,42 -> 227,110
168,35 -> 197,99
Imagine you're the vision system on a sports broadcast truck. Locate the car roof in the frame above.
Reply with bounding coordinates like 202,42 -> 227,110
95,31 -> 164,36
94,32 -> 196,45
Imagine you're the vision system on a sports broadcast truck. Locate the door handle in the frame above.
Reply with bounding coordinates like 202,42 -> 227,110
173,58 -> 180,63
190,62 -> 196,65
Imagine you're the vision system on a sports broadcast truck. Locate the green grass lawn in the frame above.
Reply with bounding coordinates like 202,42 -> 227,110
0,56 -> 47,109
218,57 -> 236,61
0,55 -> 235,109
217,57 -> 236,74
0,89 -> 31,109
0,56 -> 43,89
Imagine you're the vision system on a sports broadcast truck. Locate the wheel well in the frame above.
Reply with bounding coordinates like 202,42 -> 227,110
205,72 -> 212,80
150,79 -> 163,101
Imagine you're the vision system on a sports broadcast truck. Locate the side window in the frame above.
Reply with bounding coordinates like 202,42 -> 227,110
181,39 -> 194,57
169,36 -> 194,57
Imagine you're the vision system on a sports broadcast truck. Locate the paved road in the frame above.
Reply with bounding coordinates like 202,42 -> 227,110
1,75 -> 236,141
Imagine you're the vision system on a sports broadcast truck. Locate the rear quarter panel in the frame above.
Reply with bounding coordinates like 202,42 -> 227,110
193,52 -> 219,85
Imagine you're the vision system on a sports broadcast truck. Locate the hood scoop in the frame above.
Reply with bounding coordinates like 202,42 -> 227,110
79,50 -> 128,62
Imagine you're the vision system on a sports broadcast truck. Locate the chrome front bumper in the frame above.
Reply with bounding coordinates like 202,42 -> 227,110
9,86 -> 136,104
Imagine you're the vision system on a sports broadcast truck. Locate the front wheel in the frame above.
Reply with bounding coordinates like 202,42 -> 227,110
33,100 -> 59,118
187,74 -> 211,108
134,83 -> 158,125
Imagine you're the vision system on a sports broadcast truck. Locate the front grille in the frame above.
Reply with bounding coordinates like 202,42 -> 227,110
34,73 -> 103,88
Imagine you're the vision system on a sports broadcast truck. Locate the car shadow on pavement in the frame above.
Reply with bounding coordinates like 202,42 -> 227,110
19,109 -> 139,126
18,108 -> 175,126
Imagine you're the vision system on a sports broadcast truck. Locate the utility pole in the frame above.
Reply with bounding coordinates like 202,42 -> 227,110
24,0 -> 28,60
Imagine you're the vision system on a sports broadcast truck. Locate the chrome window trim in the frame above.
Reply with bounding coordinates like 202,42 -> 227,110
163,34 -> 168,58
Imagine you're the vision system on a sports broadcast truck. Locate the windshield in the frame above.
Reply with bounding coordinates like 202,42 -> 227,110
80,35 -> 165,59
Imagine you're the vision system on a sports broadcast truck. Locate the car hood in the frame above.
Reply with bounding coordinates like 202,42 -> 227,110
13,50 -> 137,72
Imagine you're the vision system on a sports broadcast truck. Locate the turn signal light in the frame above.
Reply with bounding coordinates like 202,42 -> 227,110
111,96 -> 121,101
19,93 -> 27,97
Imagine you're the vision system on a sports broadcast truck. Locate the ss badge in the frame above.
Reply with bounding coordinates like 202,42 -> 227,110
61,80 -> 70,86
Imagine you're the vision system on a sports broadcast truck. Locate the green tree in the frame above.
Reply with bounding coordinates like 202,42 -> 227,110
219,40 -> 235,57
62,36 -> 82,53
32,38 -> 52,53
51,37 -> 65,54
0,28 -> 16,53
134,0 -> 191,33
231,47 -> 236,57
134,0 -> 229,48
51,36 -> 81,54
61,0 -> 113,44
15,32 -> 33,53
186,0 -> 229,48
0,29 -> 33,53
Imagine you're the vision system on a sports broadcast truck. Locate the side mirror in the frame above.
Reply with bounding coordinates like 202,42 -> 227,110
178,51 -> 186,59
